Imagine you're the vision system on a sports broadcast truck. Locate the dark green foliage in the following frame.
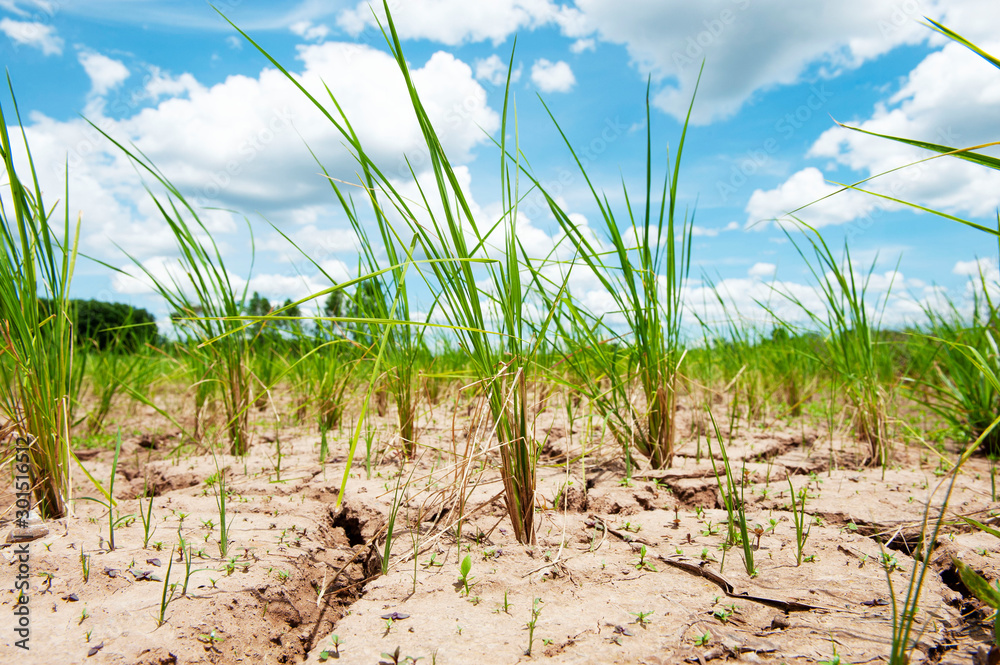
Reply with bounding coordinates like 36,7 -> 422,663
74,299 -> 157,351
37,299 -> 157,351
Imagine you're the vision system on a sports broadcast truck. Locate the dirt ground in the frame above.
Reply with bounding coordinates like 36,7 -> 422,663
2,388 -> 998,664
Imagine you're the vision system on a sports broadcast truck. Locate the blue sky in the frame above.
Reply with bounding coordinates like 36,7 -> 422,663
2,0 -> 999,334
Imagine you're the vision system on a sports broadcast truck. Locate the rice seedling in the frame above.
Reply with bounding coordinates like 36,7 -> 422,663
80,549 -> 90,583
220,4 -> 555,543
802,21 -> 1000,662
89,128 -> 256,456
78,430 -> 130,551
525,597 -> 543,656
787,478 -> 811,566
210,457 -> 230,558
156,547 -> 177,627
528,71 -> 702,470
0,80 -> 83,519
705,412 -> 755,577
326,170 -> 426,458
776,222 -> 895,467
910,267 -> 1000,455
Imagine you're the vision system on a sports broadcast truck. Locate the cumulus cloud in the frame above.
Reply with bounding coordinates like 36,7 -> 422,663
0,17 -> 63,55
745,167 -> 880,229
11,42 -> 498,274
78,50 -> 130,97
757,30 -> 1000,230
337,0 -> 570,45
290,20 -> 329,42
748,262 -> 776,279
691,221 -> 740,237
474,54 -> 521,86
530,58 -> 575,93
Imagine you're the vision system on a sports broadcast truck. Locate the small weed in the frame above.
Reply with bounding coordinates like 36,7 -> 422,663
694,630 -> 711,646
633,544 -> 657,572
525,597 -> 543,656
631,610 -> 654,628
880,552 -> 900,573
318,635 -> 343,661
457,555 -> 474,596
80,550 -> 91,583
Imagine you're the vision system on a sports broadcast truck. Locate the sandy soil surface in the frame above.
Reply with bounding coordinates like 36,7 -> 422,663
1,390 -> 998,664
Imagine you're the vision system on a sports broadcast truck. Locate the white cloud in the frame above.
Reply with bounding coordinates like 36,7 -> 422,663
0,18 -> 63,55
690,221 -> 739,237
337,0 -> 570,46
955,257 -> 999,280
12,42 -> 498,271
143,66 -> 203,101
78,50 -> 130,97
290,20 -> 330,42
748,262 -> 776,279
570,38 -> 595,53
531,58 -> 575,93
474,54 -> 521,86
225,35 -> 242,50
759,31 -> 1000,231
745,167 -> 879,229
553,0 -> 1000,124
806,40 -> 1000,223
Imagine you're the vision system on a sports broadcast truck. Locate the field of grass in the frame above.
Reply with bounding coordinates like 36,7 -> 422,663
2,9 -> 1000,665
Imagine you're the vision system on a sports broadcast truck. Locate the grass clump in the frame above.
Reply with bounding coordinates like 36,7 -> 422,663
0,82 -> 81,518
532,73 -> 701,470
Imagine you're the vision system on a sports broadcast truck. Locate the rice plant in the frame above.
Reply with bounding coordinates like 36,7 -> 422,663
92,130 -> 256,456
221,3 -> 550,543
778,223 -> 894,467
528,73 -> 701,469
911,265 -> 1000,455
315,153 -> 426,458
0,81 -> 81,518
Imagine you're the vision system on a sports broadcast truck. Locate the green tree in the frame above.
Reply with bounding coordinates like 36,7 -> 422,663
245,291 -> 271,337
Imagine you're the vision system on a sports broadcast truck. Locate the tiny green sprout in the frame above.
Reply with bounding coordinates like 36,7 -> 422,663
85,629 -> 93,643
803,554 -> 817,563
153,541 -> 163,551
634,545 -> 657,572
197,629 -> 224,647
323,635 -> 344,659
631,610 -> 653,628
694,631 -> 710,646
525,597 -> 543,656
43,542 -> 52,552
458,555 -> 474,596
880,552 -> 900,573
79,607 -> 89,625
38,571 -> 54,592
674,547 -> 684,555
841,521 -> 858,533
501,590 -> 511,614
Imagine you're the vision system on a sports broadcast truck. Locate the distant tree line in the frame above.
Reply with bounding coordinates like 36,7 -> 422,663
37,299 -> 159,351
